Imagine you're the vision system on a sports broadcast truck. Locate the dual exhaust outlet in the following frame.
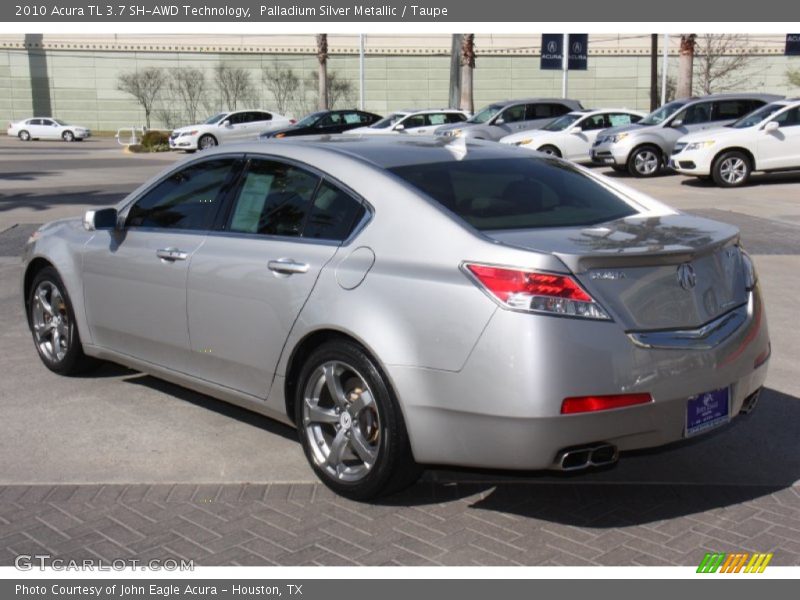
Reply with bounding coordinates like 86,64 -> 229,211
554,442 -> 619,471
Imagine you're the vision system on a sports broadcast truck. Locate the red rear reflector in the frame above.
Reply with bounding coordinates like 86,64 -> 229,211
561,393 -> 652,414
290,119 -> 297,124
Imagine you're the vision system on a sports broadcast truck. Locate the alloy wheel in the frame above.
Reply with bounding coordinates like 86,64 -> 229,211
633,149 -> 659,175
302,360 -> 381,483
31,280 -> 70,363
719,156 -> 747,185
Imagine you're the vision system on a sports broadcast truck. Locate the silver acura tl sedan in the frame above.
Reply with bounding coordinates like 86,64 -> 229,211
21,136 -> 770,499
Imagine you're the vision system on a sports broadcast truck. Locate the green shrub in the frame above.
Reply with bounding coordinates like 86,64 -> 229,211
140,130 -> 170,150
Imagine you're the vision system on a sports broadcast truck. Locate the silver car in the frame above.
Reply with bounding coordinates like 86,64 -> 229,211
22,137 -> 770,500
434,98 -> 583,141
590,93 -> 783,177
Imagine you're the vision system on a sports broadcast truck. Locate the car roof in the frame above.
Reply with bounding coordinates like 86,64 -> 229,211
483,98 -> 582,107
219,136 -> 528,170
675,93 -> 784,104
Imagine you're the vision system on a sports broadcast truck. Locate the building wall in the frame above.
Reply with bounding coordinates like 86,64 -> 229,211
1,34 -> 798,130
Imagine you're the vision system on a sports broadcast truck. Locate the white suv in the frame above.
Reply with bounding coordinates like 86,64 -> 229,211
671,99 -> 800,187
170,110 -> 293,151
347,109 -> 469,135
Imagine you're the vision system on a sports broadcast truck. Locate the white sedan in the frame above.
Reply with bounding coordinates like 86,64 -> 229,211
7,117 -> 91,142
499,109 -> 645,163
670,99 -> 800,187
170,109 -> 294,151
347,109 -> 469,136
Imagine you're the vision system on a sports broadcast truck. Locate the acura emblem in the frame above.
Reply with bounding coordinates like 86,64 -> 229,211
677,263 -> 697,290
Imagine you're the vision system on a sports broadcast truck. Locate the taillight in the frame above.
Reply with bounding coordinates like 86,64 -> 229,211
464,263 -> 610,320
275,133 -> 286,138
561,393 -> 652,414
289,119 -> 297,124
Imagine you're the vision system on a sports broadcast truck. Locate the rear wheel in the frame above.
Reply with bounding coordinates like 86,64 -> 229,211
295,340 -> 420,500
62,130 -> 75,142
537,144 -> 562,158
27,267 -> 98,375
18,130 -> 30,141
627,145 -> 662,177
712,151 -> 751,187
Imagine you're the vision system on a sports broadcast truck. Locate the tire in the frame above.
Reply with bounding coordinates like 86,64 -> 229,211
197,134 -> 217,150
27,266 -> 98,375
18,130 -> 30,141
537,144 -> 562,158
712,151 -> 751,187
295,340 -> 421,500
627,145 -> 662,177
62,130 -> 75,142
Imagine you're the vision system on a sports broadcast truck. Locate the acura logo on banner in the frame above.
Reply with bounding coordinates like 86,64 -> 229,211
541,34 -> 588,70
787,34 -> 800,56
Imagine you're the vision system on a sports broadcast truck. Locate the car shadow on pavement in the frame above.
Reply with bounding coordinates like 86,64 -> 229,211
121,372 -> 298,442
0,171 -> 57,181
0,190 -> 130,213
379,387 -> 799,526
680,171 -> 800,188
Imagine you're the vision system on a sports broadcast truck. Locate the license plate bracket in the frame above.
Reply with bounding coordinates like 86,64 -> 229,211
686,387 -> 730,437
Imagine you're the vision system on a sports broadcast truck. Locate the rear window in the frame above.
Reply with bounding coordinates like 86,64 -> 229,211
389,158 -> 637,231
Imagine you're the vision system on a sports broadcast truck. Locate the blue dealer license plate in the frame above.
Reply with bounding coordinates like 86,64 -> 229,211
686,387 -> 730,437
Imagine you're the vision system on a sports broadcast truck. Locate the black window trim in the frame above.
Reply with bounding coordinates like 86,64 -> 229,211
209,152 -> 374,247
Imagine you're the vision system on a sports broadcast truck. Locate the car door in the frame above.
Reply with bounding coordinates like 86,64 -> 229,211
316,112 -> 344,134
757,107 -> 800,170
38,118 -> 59,139
250,111 -> 276,137
395,114 -> 428,134
564,113 -> 608,161
663,101 -> 714,148
82,156 -> 242,373
27,119 -> 47,139
494,104 -> 528,135
185,158 -> 367,398
219,111 -> 249,142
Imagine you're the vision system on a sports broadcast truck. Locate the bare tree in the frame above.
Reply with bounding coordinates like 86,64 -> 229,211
693,35 -> 761,95
213,64 -> 254,111
459,34 -> 476,114
302,71 -> 355,113
316,34 -> 329,110
676,34 -> 696,99
262,65 -> 300,115
786,68 -> 800,89
117,67 -> 167,129
154,105 -> 183,130
170,68 -> 205,124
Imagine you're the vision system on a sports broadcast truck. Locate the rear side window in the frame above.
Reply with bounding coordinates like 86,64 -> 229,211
126,158 -> 238,230
228,159 -> 319,237
446,113 -> 467,123
304,181 -> 367,241
713,100 -> 760,121
390,158 -> 637,231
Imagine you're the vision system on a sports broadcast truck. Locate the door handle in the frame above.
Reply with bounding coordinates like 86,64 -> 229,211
268,258 -> 309,275
156,248 -> 188,261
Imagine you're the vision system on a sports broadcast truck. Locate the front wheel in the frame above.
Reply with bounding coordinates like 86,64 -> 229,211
627,145 -> 662,177
295,340 -> 420,500
197,134 -> 217,150
537,144 -> 562,158
712,151 -> 751,187
62,130 -> 75,142
18,130 -> 31,141
27,267 -> 98,375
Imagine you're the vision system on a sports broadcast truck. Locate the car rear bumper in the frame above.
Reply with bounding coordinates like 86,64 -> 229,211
389,288 -> 770,471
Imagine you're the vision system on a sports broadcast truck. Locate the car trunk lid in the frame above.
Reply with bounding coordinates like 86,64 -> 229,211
486,214 -> 747,331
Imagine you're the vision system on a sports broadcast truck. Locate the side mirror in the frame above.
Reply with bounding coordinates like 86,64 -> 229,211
568,126 -> 582,134
221,120 -> 230,127
83,208 -> 119,231
764,121 -> 780,133
671,118 -> 684,128
494,117 -> 505,125
53,123 -> 59,127
393,124 -> 405,132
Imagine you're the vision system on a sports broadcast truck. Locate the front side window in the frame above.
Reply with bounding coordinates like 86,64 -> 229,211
390,158 -> 637,231
126,158 -> 238,230
468,104 -> 503,124
501,105 -> 526,123
580,114 -> 608,131
204,113 -> 227,125
318,113 -> 343,128
402,115 -> 427,129
542,113 -> 582,132
228,159 -> 319,237
773,106 -> 800,127
677,102 -> 712,125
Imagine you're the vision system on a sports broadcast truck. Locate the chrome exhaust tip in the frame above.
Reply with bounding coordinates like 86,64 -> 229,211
554,443 -> 619,471
739,388 -> 762,415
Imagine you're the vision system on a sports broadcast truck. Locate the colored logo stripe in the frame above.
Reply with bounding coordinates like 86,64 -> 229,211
697,552 -> 773,573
